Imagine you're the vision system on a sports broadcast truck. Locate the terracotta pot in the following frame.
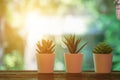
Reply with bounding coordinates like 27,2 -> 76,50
64,53 -> 83,73
93,54 -> 112,73
36,53 -> 55,73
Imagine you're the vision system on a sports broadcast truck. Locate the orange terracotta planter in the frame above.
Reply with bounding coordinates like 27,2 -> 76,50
36,53 -> 55,73
93,54 -> 112,73
64,53 -> 83,73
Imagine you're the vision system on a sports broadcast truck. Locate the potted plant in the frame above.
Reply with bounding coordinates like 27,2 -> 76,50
36,39 -> 55,73
93,42 -> 113,73
63,35 -> 87,73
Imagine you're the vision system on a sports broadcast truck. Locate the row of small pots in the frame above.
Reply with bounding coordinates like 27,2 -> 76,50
36,53 -> 112,73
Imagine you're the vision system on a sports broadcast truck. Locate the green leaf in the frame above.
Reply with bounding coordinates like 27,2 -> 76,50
76,42 -> 87,53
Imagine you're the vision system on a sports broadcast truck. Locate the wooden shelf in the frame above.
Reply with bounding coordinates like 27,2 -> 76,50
0,70 -> 120,80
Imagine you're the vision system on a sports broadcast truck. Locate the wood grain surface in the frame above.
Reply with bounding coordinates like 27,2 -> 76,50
0,71 -> 120,80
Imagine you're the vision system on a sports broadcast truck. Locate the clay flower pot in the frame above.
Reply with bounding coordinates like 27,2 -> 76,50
64,53 -> 83,73
36,53 -> 55,73
93,54 -> 112,73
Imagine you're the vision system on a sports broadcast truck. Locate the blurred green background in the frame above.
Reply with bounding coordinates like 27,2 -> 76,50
0,0 -> 120,71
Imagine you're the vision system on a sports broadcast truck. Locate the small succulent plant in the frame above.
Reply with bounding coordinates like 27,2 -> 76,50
63,35 -> 87,53
93,42 -> 113,54
36,39 -> 55,54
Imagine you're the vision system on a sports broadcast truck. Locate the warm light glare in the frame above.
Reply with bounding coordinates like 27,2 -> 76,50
25,11 -> 63,35
25,11 -> 88,36
11,12 -> 22,28
24,10 -> 89,70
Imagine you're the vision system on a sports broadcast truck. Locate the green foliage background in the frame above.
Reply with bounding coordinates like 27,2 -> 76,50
0,0 -> 120,70
87,0 -> 120,70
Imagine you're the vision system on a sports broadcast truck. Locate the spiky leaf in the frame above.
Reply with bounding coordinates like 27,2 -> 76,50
76,42 -> 88,53
36,39 -> 55,54
63,35 -> 87,54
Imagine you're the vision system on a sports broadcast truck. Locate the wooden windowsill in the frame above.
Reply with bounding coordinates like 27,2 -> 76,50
0,70 -> 120,79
